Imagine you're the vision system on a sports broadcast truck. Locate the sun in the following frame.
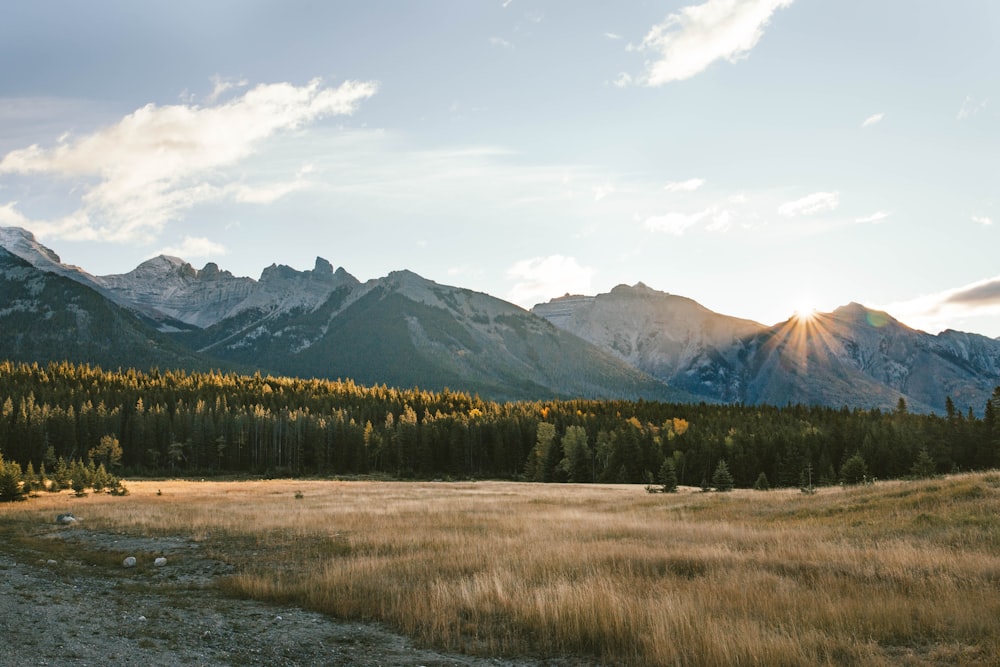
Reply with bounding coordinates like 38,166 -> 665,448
792,301 -> 818,322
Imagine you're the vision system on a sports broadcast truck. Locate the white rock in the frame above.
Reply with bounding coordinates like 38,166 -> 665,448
122,556 -> 137,568
46,559 -> 57,565
138,615 -> 146,622
153,557 -> 167,567
55,513 -> 77,525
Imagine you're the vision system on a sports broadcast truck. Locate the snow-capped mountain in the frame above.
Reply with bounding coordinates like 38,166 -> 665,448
0,226 -> 681,401
0,247 -> 216,371
0,227 -> 103,289
3,224 -> 999,410
533,283 -> 763,399
186,268 -> 682,401
534,286 -> 1000,414
95,254 -> 356,329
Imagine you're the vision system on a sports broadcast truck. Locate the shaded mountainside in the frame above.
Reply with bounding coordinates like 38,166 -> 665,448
0,249 -> 221,372
0,227 -> 682,402
5,225 -> 999,411
535,287 -> 1000,414
184,270 -> 687,401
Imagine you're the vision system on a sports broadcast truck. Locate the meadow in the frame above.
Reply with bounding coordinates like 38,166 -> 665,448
3,475 -> 1000,666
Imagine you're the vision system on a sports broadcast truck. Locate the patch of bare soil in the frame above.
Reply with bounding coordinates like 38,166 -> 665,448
0,523 -> 588,666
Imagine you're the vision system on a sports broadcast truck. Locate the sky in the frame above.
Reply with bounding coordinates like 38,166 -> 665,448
1,1 -> 998,337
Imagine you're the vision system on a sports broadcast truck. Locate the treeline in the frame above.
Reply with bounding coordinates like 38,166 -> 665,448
1,361 -> 999,489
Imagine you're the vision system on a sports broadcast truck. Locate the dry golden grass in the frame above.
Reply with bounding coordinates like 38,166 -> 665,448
4,474 -> 1000,666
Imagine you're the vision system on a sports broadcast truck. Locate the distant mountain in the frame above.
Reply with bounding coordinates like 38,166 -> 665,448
0,248 -> 219,371
0,227 -> 682,402
533,283 -> 764,400
534,286 -> 1000,414
95,254 -> 356,330
6,225 -> 998,411
181,269 -> 683,401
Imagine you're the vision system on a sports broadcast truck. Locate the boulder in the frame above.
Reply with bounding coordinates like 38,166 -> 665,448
122,556 -> 137,568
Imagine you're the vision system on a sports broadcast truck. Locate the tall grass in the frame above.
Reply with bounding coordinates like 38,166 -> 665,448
4,475 -> 1000,665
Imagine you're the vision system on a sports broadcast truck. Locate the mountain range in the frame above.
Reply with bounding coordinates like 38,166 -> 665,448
2,225 -> 999,413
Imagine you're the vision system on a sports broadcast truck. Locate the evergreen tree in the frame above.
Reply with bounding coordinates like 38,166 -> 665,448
753,471 -> 770,491
712,460 -> 734,492
910,447 -> 936,479
558,425 -> 592,483
840,452 -> 868,485
658,457 -> 678,493
0,456 -> 23,502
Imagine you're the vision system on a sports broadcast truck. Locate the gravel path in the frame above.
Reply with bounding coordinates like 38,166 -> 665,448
0,526 -> 587,667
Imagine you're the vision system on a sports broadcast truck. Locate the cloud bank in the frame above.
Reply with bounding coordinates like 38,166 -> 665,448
0,78 -> 377,243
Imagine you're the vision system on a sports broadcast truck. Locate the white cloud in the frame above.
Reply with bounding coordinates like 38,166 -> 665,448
490,37 -> 514,49
207,75 -> 249,103
501,0 -> 513,7
644,205 -> 732,235
778,191 -> 839,217
664,177 -> 706,192
155,236 -> 227,260
957,96 -> 988,120
0,78 -> 377,243
635,0 -> 795,86
855,210 -> 890,224
882,275 -> 1000,334
972,215 -> 993,226
593,183 -> 615,202
506,255 -> 595,307
612,72 -> 634,88
862,112 -> 884,128
604,32 -> 623,40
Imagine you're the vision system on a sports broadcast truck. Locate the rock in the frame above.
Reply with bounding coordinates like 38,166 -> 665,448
55,513 -> 77,525
46,559 -> 57,565
122,556 -> 137,568
153,557 -> 167,567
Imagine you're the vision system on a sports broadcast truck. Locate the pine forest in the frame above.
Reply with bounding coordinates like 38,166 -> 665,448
1,361 -> 999,497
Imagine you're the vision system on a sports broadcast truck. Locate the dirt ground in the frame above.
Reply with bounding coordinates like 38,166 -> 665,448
0,523 -> 591,667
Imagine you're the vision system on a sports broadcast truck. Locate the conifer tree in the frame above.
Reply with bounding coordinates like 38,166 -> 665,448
840,452 -> 868,485
753,471 -> 770,491
910,447 -> 936,479
658,457 -> 678,493
0,456 -> 23,502
712,460 -> 734,492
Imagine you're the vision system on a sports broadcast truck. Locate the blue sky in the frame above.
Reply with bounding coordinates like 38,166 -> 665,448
1,1 -> 998,336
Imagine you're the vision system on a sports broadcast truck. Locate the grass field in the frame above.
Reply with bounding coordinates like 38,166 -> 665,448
3,474 -> 1000,666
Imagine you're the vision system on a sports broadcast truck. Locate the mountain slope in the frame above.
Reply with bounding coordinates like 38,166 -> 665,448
0,248 -> 221,371
533,283 -> 765,400
191,270 -> 686,401
96,255 -> 357,329
535,286 -> 1000,414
